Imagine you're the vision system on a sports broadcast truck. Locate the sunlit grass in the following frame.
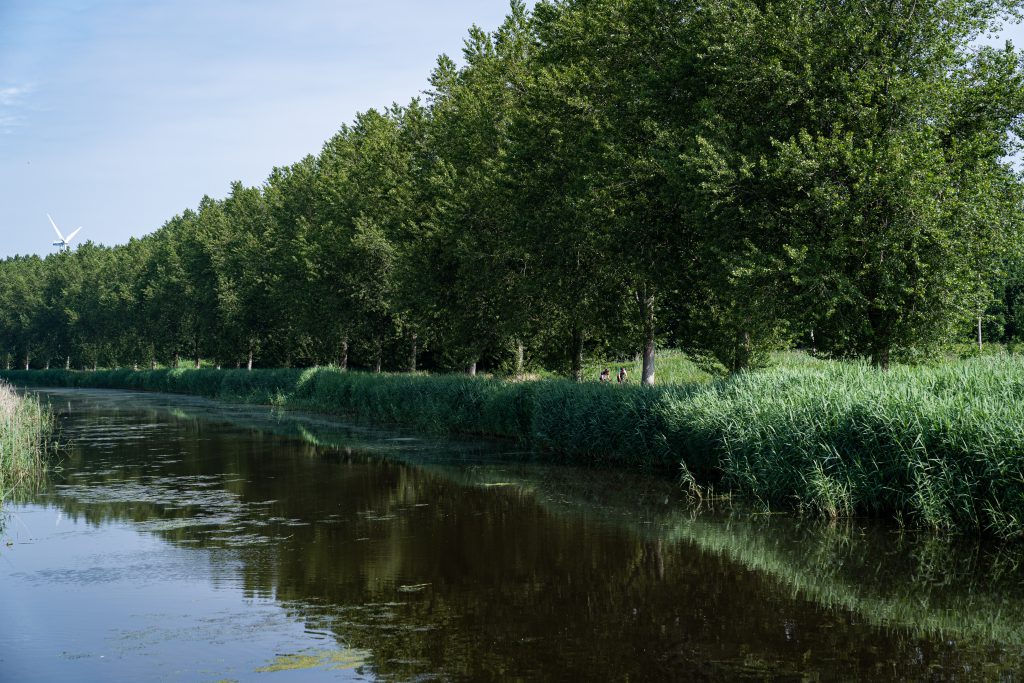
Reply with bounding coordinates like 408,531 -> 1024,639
684,357 -> 1024,537
0,381 -> 52,501
582,348 -> 714,385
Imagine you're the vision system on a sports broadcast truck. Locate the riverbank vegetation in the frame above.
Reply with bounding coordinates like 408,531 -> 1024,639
2,0 -> 1023,382
0,382 -> 52,501
435,464 -> 1024,644
2,0 -> 1024,536
34,388 -> 1024,648
7,354 -> 1024,538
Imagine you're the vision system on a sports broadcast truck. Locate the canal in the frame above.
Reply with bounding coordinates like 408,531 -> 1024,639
1,388 -> 1021,681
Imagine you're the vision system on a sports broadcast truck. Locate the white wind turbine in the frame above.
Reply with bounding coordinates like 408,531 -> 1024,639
48,214 -> 83,251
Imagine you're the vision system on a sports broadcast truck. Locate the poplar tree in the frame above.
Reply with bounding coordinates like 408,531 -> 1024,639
681,0 -> 1024,368
420,3 -> 536,374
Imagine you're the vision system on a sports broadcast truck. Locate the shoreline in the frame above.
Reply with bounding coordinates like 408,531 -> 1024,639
4,359 -> 1024,539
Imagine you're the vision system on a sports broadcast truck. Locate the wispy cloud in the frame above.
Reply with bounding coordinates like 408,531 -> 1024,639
0,84 -> 32,106
0,83 -> 33,133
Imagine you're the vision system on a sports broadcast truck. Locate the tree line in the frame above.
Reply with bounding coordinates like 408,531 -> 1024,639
2,0 -> 1023,381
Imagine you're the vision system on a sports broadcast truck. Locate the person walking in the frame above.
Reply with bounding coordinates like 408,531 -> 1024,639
617,366 -> 628,384
600,367 -> 611,383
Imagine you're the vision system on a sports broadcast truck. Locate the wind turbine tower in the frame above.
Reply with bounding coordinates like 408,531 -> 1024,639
48,214 -> 83,252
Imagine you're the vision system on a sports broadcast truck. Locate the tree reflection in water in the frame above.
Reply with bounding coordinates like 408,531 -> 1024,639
19,388 -> 1024,681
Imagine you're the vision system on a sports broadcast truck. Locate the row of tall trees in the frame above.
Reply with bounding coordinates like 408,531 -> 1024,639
3,0 -> 1024,379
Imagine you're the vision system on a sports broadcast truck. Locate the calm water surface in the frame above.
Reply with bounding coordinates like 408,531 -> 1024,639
1,388 -> 1022,682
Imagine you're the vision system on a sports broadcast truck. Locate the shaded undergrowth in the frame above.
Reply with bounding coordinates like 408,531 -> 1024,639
4,356 -> 1024,538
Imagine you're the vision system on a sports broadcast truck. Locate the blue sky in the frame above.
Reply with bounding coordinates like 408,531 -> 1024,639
0,0 -> 522,257
0,2 -> 1021,259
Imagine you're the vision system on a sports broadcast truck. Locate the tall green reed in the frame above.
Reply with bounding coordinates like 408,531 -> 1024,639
0,381 -> 52,500
5,356 -> 1024,537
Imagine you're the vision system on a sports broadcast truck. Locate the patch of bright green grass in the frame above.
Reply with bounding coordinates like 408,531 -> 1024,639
583,348 -> 713,385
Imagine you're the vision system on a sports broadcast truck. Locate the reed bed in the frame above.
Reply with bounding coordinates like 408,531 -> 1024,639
5,356 -> 1024,538
0,381 -> 52,500
688,358 -> 1024,537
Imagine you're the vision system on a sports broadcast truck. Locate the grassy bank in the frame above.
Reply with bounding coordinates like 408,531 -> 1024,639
4,356 -> 1024,538
0,381 -> 52,500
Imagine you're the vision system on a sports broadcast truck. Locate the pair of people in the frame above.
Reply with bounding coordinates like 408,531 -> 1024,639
600,367 -> 628,384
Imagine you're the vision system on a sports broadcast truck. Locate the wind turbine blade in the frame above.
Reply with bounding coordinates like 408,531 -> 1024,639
47,214 -> 65,241
65,227 -> 82,243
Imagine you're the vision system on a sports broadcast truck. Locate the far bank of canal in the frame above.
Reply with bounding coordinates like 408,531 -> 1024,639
1,388 -> 1022,681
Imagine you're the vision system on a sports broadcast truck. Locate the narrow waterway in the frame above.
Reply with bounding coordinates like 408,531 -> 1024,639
1,388 -> 1022,682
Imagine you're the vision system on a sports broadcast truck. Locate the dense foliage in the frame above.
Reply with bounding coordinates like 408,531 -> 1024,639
1,0 -> 1023,377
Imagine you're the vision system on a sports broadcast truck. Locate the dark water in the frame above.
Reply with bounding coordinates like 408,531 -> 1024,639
1,389 -> 1023,682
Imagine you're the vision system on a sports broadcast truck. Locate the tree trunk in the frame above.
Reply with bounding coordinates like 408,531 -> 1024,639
733,330 -> 752,373
867,305 -> 892,370
978,315 -> 983,353
247,349 -> 254,371
571,327 -> 584,383
515,339 -> 525,378
409,333 -> 418,373
151,358 -> 157,371
338,338 -> 348,371
65,356 -> 71,370
1005,287 -> 1018,341
466,361 -> 477,376
374,338 -> 383,373
194,356 -> 201,369
24,354 -> 30,371
45,360 -> 50,370
638,290 -> 656,386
